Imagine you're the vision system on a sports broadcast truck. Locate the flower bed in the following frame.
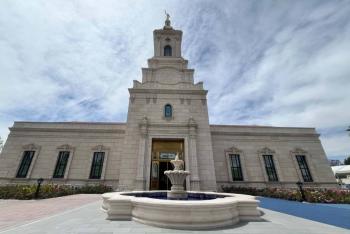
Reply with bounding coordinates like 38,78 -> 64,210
0,184 -> 113,200
221,186 -> 350,204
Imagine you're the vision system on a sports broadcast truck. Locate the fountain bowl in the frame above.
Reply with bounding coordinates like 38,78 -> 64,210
102,191 -> 261,230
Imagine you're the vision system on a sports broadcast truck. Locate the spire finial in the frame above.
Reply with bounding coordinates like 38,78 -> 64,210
164,10 -> 172,29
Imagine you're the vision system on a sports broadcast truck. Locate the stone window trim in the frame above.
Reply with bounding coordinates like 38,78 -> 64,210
290,148 -> 318,183
51,144 -> 75,180
163,103 -> 174,120
225,146 -> 248,182
15,144 -> 41,179
163,45 -> 172,56
88,145 -> 109,180
257,147 -> 283,182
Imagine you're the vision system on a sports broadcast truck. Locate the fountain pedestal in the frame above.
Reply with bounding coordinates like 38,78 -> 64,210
164,154 -> 190,199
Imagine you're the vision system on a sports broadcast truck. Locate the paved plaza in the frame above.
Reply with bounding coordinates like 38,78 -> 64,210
0,194 -> 349,234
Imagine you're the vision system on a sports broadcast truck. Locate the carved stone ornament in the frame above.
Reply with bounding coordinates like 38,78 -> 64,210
130,95 -> 136,103
57,144 -> 74,151
188,116 -> 196,127
141,116 -> 148,126
22,143 -> 39,151
226,145 -> 242,153
152,95 -> 157,104
291,147 -> 307,154
258,147 -> 275,154
92,145 -> 109,152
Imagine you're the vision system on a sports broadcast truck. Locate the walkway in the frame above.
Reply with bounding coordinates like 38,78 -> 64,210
0,194 -> 348,234
0,194 -> 101,230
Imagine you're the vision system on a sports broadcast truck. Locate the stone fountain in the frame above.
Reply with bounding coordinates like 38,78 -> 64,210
101,155 -> 261,229
164,154 -> 190,199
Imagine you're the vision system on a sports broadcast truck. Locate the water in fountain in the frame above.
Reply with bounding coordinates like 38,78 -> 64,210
164,154 -> 190,200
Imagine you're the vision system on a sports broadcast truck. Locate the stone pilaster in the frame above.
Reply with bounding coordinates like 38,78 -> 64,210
188,117 -> 200,190
135,116 -> 148,190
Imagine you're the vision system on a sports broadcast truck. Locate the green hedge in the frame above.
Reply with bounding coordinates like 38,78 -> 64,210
221,186 -> 350,204
0,184 -> 113,200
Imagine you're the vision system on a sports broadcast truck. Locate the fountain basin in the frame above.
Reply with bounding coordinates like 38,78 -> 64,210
102,191 -> 261,230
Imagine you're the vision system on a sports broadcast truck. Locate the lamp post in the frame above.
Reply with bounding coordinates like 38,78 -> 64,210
35,178 -> 44,199
296,181 -> 306,202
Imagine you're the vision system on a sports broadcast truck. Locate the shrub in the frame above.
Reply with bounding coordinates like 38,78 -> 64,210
221,185 -> 350,204
0,183 -> 113,200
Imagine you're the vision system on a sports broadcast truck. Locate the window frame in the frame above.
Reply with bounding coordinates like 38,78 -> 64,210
52,151 -> 70,179
164,45 -> 172,56
16,150 -> 35,178
296,155 -> 313,182
88,145 -> 109,180
89,152 -> 105,179
262,155 -> 279,182
15,144 -> 41,179
164,104 -> 173,119
51,144 -> 74,180
290,148 -> 317,183
225,146 -> 248,182
229,154 -> 244,181
258,147 -> 283,183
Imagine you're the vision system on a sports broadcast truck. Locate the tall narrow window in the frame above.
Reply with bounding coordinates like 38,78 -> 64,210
164,104 -> 172,118
229,154 -> 243,181
164,45 -> 172,56
296,155 -> 313,182
16,151 -> 35,178
263,155 -> 278,181
53,151 -> 70,178
89,152 -> 105,179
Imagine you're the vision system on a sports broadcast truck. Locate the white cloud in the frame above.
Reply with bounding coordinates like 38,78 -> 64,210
0,0 -> 349,159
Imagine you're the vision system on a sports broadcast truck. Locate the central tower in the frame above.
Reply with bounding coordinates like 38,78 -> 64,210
118,16 -> 217,191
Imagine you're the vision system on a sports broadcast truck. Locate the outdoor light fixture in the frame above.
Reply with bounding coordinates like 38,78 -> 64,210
35,177 -> 44,199
296,181 -> 306,202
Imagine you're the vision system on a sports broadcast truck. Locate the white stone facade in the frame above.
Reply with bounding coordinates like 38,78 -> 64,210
0,20 -> 337,191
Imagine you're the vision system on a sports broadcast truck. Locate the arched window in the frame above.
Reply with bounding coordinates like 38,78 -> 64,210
164,45 -> 172,56
164,104 -> 172,118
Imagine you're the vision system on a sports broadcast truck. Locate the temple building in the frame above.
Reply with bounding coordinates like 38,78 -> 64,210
0,18 -> 337,191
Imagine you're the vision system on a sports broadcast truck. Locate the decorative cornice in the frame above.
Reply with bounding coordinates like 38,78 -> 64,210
129,88 -> 207,95
10,127 -> 125,134
211,131 -> 319,138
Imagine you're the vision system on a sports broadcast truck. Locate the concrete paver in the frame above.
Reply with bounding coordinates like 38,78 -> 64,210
0,194 -> 101,230
0,194 -> 348,234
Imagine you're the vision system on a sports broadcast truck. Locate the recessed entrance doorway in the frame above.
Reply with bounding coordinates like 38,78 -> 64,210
150,139 -> 184,190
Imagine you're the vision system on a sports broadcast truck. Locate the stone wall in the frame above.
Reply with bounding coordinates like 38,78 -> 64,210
0,122 -> 125,188
0,122 -> 338,190
210,125 -> 337,190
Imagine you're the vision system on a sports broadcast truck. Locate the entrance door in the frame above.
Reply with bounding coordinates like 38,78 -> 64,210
150,139 -> 184,190
159,162 -> 173,190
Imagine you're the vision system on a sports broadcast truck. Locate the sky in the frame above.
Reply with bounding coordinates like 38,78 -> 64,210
0,0 -> 349,161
